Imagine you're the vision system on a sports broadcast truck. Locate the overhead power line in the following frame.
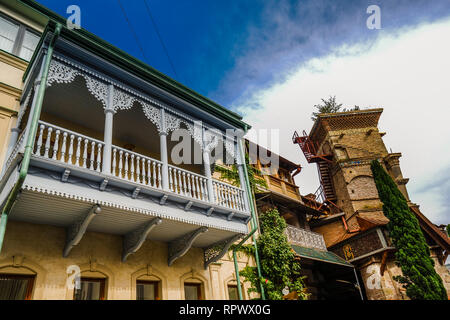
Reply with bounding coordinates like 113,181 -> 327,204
117,0 -> 150,63
143,0 -> 179,80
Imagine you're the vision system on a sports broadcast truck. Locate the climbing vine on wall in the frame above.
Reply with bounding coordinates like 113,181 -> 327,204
233,208 -> 308,300
370,160 -> 447,300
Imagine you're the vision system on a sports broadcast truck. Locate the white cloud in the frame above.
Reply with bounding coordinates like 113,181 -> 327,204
237,18 -> 450,224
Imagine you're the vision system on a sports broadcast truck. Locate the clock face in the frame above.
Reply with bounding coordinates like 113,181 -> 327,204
343,244 -> 354,260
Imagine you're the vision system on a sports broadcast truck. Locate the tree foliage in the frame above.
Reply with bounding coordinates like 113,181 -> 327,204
311,96 -> 360,121
370,160 -> 447,300
311,95 -> 343,121
235,208 -> 308,300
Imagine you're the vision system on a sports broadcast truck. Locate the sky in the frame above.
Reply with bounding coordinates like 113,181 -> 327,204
35,0 -> 450,225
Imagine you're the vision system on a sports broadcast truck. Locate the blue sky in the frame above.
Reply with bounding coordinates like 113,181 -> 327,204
37,0 -> 450,107
36,0 -> 450,225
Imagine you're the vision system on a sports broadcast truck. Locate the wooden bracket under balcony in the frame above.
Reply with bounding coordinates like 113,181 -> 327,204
168,227 -> 208,266
204,234 -> 243,269
63,204 -> 101,257
122,217 -> 162,262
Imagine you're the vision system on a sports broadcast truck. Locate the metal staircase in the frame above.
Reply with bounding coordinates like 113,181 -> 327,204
292,130 -> 339,213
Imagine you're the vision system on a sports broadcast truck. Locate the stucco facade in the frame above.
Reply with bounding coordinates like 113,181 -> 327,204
0,220 -> 254,300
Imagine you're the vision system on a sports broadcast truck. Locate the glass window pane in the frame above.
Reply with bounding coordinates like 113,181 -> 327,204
136,281 -> 158,300
0,274 -> 34,300
19,30 -> 40,61
184,283 -> 200,300
74,279 -> 104,300
228,285 -> 239,300
0,16 -> 19,54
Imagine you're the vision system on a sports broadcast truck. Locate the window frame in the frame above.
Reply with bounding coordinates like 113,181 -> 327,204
0,273 -> 35,300
0,12 -> 40,60
73,277 -> 106,300
184,282 -> 203,300
227,282 -> 244,300
136,280 -> 160,300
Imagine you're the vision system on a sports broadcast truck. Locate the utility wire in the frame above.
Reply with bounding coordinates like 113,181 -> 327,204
117,0 -> 150,64
143,0 -> 179,80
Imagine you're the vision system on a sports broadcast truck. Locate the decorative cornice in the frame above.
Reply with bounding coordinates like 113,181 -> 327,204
0,50 -> 28,71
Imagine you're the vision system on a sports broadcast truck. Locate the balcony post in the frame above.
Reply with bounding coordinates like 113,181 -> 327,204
235,139 -> 250,212
160,109 -> 169,191
102,84 -> 115,174
202,128 -> 215,203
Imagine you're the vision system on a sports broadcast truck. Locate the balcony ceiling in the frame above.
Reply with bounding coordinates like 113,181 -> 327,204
9,187 -> 241,248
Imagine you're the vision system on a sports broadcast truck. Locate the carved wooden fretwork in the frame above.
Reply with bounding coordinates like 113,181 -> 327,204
47,59 -> 109,108
46,58 -> 234,154
63,204 -> 101,257
203,234 -> 242,269
168,227 -> 208,266
122,217 -> 162,262
142,102 -> 161,132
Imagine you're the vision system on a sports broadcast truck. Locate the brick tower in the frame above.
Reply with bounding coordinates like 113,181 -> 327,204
293,108 -> 450,300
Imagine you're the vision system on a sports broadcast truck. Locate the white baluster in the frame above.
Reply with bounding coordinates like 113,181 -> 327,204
67,134 -> 75,165
89,141 -> 95,169
186,174 -> 193,197
148,160 -> 156,188
181,172 -> 187,196
136,156 -> 141,183
75,137 -> 81,167
157,163 -> 162,188
232,189 -> 238,210
124,152 -> 129,180
43,126 -> 53,158
201,179 -> 207,201
173,169 -> 179,194
130,154 -> 135,182
193,176 -> 199,200
35,124 -> 45,155
52,130 -> 60,160
147,160 -> 155,186
140,157 -> 145,184
118,150 -> 123,178
111,148 -> 117,175
60,132 -> 68,163
96,143 -> 102,172
169,167 -> 174,191
82,139 -> 88,168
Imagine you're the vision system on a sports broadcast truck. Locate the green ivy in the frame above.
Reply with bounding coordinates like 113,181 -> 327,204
236,208 -> 308,300
214,153 -> 267,194
370,160 -> 447,300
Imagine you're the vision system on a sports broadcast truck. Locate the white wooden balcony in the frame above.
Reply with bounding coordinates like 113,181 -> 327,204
31,120 -> 247,215
0,28 -> 252,267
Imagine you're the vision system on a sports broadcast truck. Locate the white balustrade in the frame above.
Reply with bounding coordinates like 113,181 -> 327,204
284,225 -> 327,251
168,165 -> 209,201
34,121 -> 104,171
111,146 -> 163,189
33,121 -> 249,213
212,180 -> 246,211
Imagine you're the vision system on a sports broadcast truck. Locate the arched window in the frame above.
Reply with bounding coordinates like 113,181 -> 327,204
184,281 -> 203,300
0,273 -> 35,300
226,280 -> 244,300
136,275 -> 162,300
73,270 -> 108,300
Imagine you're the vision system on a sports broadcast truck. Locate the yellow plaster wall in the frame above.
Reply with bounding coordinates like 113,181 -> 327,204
0,220 -> 255,300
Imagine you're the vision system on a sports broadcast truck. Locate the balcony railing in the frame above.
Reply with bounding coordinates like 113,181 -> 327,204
112,145 -> 163,189
32,120 -> 247,212
284,224 -> 327,251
